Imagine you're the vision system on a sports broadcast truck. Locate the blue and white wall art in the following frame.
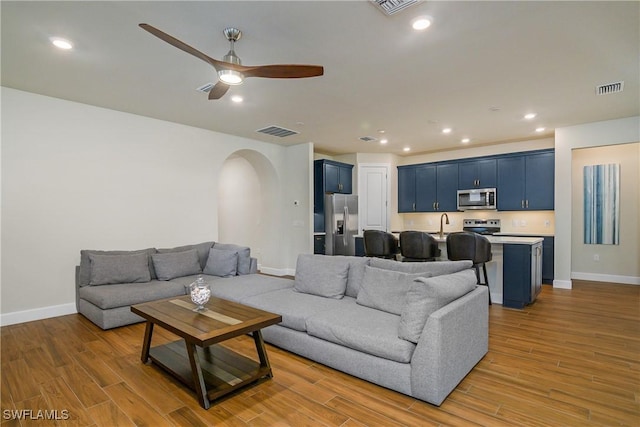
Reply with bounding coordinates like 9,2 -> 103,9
583,163 -> 620,245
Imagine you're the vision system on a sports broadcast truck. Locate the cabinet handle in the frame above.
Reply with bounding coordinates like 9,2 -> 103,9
436,202 -> 440,210
412,202 -> 416,211
521,200 -> 525,209
526,199 -> 529,209
433,202 -> 436,210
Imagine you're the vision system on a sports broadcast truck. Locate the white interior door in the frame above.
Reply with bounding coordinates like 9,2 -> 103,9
358,164 -> 389,233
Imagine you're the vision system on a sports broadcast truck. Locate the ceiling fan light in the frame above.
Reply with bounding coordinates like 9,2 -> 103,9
218,69 -> 244,85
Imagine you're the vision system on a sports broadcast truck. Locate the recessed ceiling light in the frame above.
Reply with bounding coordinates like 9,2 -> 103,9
442,128 -> 452,134
535,127 -> 546,132
403,147 -> 411,152
380,139 -> 388,144
412,16 -> 432,31
50,37 -> 73,50
524,113 -> 537,120
231,95 -> 243,103
378,129 -> 386,134
461,138 -> 470,144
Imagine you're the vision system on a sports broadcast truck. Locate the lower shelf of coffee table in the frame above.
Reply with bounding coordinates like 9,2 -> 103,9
149,340 -> 271,403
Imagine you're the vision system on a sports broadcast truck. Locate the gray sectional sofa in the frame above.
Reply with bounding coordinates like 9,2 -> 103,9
76,245 -> 488,406
75,241 -> 258,329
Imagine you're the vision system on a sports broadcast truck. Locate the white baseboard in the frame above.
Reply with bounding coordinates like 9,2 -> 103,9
553,279 -> 572,289
571,272 -> 640,285
258,265 -> 295,277
0,303 -> 77,327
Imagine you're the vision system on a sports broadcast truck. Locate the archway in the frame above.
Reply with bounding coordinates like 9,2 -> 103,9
217,149 -> 280,270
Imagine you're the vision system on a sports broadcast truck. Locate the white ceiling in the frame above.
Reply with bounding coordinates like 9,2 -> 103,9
2,1 -> 638,156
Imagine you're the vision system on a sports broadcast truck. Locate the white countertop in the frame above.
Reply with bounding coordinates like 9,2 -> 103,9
494,232 -> 555,238
421,233 -> 543,245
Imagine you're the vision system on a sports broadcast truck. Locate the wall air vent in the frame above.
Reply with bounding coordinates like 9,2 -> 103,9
370,0 -> 421,16
359,136 -> 377,142
195,83 -> 214,93
256,125 -> 299,138
596,81 -> 624,95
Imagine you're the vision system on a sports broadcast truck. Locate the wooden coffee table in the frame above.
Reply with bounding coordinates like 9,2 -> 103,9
131,295 -> 282,409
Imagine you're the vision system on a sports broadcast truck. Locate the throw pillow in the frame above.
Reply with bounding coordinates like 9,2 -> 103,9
151,249 -> 202,281
203,248 -> 239,277
156,241 -> 214,270
213,243 -> 251,275
356,266 -> 429,315
398,269 -> 477,343
88,252 -> 151,285
294,254 -> 349,299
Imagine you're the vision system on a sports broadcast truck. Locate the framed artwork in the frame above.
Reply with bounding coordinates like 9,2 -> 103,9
583,163 -> 620,245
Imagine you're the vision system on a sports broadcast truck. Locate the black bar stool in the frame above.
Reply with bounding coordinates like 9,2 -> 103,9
446,231 -> 492,304
399,231 -> 441,262
363,230 -> 398,259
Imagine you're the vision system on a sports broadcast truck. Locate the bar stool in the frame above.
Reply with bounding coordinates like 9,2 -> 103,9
446,231 -> 492,304
399,231 -> 441,262
363,230 -> 398,259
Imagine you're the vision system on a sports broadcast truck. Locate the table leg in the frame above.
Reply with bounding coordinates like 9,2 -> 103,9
140,322 -> 154,363
185,342 -> 210,409
252,330 -> 273,378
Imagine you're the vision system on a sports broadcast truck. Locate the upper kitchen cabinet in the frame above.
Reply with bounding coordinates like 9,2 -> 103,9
458,158 -> 497,189
314,159 -> 354,232
497,150 -> 554,210
398,162 -> 458,212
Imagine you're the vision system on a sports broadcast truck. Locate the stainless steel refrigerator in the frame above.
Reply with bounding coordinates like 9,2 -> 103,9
324,194 -> 358,256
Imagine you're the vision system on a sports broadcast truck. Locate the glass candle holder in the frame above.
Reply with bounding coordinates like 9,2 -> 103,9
190,275 -> 211,312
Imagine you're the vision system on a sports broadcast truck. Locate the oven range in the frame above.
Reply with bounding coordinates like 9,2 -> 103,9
462,219 -> 501,235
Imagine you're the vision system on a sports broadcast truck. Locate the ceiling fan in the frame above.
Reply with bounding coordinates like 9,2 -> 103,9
139,24 -> 324,100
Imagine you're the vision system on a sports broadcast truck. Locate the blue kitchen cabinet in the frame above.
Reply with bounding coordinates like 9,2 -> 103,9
497,150 -> 554,211
314,234 -> 326,255
458,158 -> 497,189
314,159 -> 354,232
542,237 -> 554,283
398,163 -> 458,212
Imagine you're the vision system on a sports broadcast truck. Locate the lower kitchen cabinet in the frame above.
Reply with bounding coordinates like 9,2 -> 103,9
542,237 -> 554,283
503,242 -> 542,309
314,234 -> 325,255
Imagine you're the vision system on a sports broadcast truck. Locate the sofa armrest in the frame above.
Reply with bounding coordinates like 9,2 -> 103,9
249,257 -> 258,274
409,286 -> 489,405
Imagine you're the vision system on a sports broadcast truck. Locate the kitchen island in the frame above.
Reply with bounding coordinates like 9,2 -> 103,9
429,234 -> 543,307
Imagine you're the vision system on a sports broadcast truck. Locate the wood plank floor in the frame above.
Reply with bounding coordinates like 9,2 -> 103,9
1,280 -> 639,426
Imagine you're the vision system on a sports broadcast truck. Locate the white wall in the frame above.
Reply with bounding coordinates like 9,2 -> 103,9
1,88 -> 311,324
555,116 -> 640,288
571,143 -> 639,283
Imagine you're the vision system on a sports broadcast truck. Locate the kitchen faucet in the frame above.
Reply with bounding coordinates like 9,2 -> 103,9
439,213 -> 449,239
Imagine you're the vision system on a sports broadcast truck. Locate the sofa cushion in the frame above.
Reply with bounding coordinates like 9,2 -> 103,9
356,266 -> 429,315
88,253 -> 151,285
213,243 -> 251,275
203,248 -> 238,277
344,256 -> 371,298
369,258 -> 473,277
207,274 -> 294,303
151,249 -> 202,281
79,248 -> 157,286
79,280 -> 186,310
241,288 -> 356,332
398,269 -> 477,343
306,303 -> 416,363
294,254 -> 349,299
156,241 -> 214,270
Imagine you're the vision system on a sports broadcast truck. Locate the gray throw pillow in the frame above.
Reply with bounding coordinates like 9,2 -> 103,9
151,249 -> 202,281
214,243 -> 251,275
294,254 -> 349,299
370,258 -> 473,277
156,241 -> 214,270
356,266 -> 429,315
203,248 -> 238,277
398,269 -> 477,343
88,252 -> 151,285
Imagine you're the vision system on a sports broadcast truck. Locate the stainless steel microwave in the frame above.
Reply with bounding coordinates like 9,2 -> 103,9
457,188 -> 497,210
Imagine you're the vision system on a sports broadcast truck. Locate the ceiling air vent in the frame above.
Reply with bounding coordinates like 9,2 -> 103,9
195,82 -> 214,93
359,136 -> 377,142
370,0 -> 421,16
256,125 -> 299,138
596,81 -> 624,95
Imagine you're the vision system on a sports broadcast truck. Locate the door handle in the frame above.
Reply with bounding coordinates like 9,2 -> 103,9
343,206 -> 348,246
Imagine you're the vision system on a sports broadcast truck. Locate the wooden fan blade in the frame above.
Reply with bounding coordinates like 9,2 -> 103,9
139,23 -> 224,70
208,82 -> 230,100
242,64 -> 324,79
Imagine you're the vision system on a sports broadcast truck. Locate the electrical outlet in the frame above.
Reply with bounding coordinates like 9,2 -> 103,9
512,220 -> 518,227
544,220 -> 550,227
520,220 -> 527,227
408,220 -> 414,226
428,219 -> 433,226
593,254 -> 600,261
